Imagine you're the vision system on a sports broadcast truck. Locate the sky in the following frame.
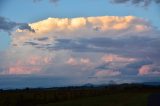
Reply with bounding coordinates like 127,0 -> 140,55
0,0 -> 160,89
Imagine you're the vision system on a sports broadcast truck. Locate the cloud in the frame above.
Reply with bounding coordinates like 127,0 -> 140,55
0,16 -> 35,34
17,31 -> 160,78
95,70 -> 121,77
18,23 -> 35,33
28,55 -> 52,65
0,45 -> 54,75
8,65 -> 41,75
94,54 -> 138,76
29,16 -> 151,35
1,15 -> 160,85
80,58 -> 92,65
0,16 -> 17,33
111,0 -> 160,6
66,57 -> 92,66
101,54 -> 136,63
42,36 -> 160,61
12,24 -> 160,79
138,64 -> 160,76
4,55 -> 52,75
66,57 -> 78,66
139,64 -> 152,75
12,16 -> 154,47
100,54 -> 137,71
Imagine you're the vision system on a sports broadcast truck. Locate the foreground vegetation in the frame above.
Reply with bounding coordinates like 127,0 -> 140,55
0,84 -> 160,106
39,92 -> 149,106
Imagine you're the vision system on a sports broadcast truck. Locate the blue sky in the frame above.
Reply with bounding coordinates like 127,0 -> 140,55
0,0 -> 159,23
0,0 -> 160,88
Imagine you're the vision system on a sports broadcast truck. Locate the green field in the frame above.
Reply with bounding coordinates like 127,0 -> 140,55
38,92 -> 149,106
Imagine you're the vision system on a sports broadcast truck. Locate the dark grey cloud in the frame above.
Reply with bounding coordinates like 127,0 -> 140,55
121,60 -> 153,75
95,57 -> 153,76
95,63 -> 110,70
126,61 -> 153,69
24,36 -> 160,61
19,23 -> 35,33
0,16 -> 35,34
0,16 -> 17,33
10,26 -> 160,85
36,37 -> 49,41
25,42 -> 39,46
24,36 -> 160,72
111,0 -> 160,6
42,36 -> 160,59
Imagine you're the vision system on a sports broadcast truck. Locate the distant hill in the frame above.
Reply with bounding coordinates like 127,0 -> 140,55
143,82 -> 160,86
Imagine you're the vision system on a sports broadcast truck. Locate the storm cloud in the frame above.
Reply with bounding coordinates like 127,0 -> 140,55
0,15 -> 159,87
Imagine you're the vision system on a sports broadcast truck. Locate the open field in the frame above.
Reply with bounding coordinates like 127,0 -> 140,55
38,92 -> 149,106
0,84 -> 160,106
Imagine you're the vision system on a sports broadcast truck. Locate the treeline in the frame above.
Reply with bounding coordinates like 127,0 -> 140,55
0,84 -> 160,106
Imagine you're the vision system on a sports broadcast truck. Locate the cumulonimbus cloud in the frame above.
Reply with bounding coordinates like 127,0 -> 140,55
29,16 -> 151,35
1,15 -> 160,80
12,16 -> 154,46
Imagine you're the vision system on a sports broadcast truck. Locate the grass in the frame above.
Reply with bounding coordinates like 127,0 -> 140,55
38,92 -> 149,106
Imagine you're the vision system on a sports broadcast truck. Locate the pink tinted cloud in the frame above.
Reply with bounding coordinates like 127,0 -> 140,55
95,70 -> 121,77
29,56 -> 40,65
8,65 -> 41,75
102,54 -> 136,63
138,65 -> 160,76
6,55 -> 52,75
66,57 -> 78,65
80,58 -> 92,65
66,57 -> 92,66
138,65 -> 151,75
28,56 -> 52,65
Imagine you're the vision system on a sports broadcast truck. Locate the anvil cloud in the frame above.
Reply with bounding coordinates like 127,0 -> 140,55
12,16 -> 153,46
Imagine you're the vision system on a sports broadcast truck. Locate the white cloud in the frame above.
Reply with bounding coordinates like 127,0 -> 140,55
66,57 -> 78,66
12,16 -> 153,46
102,54 -> 136,63
66,57 -> 92,66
